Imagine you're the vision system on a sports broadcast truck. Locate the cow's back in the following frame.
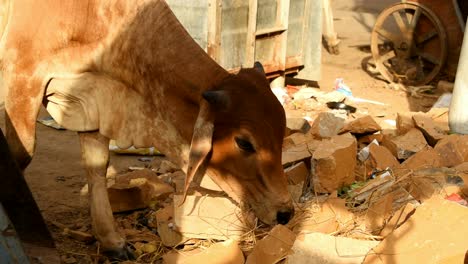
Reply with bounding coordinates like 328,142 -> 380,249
1,0 -> 228,168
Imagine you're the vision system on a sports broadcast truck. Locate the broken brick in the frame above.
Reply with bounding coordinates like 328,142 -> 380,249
399,146 -> 442,170
382,129 -> 428,160
284,161 -> 309,185
312,133 -> 357,193
107,170 -> 174,212
282,143 -> 312,166
357,133 -> 384,145
287,183 -> 303,203
310,112 -> 345,139
427,107 -> 450,133
368,144 -> 399,170
340,115 -> 381,135
396,112 -> 418,135
285,132 -> 308,146
434,134 -> 468,167
246,225 -> 296,264
412,114 -> 446,146
286,117 -> 311,134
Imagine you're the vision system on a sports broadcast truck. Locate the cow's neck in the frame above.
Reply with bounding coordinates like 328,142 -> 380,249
100,0 -> 230,167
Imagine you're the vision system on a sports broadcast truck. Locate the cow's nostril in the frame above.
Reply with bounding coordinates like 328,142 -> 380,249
276,209 -> 294,225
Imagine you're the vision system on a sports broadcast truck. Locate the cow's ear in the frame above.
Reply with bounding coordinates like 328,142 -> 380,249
254,61 -> 265,75
179,100 -> 214,205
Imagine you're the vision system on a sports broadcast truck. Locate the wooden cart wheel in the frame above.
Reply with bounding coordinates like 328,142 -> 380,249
371,2 -> 448,85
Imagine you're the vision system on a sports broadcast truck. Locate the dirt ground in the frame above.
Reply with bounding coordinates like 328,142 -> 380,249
0,0 -> 449,263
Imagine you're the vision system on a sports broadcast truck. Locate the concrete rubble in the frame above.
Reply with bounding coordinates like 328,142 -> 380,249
89,90 -> 468,263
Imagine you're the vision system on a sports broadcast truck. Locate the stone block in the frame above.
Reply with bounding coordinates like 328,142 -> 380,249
412,114 -> 445,146
312,133 -> 357,193
340,115 -> 381,135
382,129 -> 428,160
368,144 -> 399,170
310,112 -> 345,139
284,162 -> 309,185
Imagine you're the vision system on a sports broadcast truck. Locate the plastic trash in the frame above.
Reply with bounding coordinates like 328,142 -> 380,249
334,78 -> 353,97
271,87 -> 290,105
357,139 -> 379,162
433,93 -> 452,108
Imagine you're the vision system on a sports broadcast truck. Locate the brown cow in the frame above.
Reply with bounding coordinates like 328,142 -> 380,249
1,0 -> 293,256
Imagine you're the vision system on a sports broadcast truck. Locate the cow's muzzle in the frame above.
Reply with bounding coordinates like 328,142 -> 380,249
276,207 -> 294,225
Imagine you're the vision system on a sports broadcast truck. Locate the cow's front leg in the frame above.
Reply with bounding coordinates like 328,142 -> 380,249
78,131 -> 129,258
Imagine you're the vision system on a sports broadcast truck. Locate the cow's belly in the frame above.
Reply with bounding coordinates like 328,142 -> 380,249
44,72 -> 191,167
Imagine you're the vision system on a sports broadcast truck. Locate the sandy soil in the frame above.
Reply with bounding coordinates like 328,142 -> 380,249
0,0 -> 447,263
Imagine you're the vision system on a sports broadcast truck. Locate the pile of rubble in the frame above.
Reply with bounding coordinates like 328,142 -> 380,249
56,88 -> 468,263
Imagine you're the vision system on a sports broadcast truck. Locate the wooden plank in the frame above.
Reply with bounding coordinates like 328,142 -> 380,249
207,0 -> 222,61
245,0 -> 258,67
255,26 -> 287,37
275,0 -> 290,71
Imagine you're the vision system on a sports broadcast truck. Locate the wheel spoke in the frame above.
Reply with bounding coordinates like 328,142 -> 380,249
416,29 -> 438,45
417,51 -> 440,65
409,7 -> 421,31
378,50 -> 396,63
375,28 -> 398,43
392,11 -> 408,34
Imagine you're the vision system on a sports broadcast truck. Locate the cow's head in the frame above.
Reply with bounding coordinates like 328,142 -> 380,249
183,62 -> 294,225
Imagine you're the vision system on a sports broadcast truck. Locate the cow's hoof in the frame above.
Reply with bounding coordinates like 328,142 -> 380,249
104,244 -> 135,261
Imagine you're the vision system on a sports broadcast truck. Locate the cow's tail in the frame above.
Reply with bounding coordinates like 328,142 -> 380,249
0,0 -> 10,68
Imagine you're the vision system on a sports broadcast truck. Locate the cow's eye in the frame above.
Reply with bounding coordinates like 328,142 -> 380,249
235,137 -> 255,153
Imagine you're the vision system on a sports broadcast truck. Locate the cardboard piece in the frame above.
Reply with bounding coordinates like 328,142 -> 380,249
173,195 -> 250,240
156,205 -> 187,247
